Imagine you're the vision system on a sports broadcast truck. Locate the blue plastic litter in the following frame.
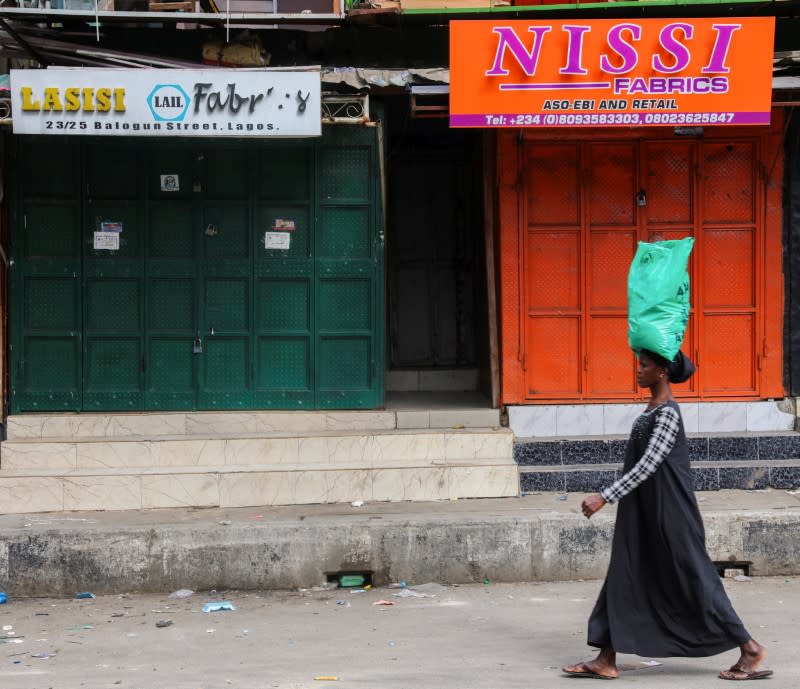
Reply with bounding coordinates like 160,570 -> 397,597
0,592 -> 7,604
76,592 -> 96,599
202,601 -> 236,613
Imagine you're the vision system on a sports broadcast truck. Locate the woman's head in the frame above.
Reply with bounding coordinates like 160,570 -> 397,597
637,349 -> 696,387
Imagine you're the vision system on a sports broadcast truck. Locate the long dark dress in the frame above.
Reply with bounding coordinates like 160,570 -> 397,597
587,401 -> 751,657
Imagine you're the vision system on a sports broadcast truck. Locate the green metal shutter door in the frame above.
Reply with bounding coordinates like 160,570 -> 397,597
315,124 -> 384,409
145,143 -> 199,410
83,141 -> 145,410
254,142 -> 315,408
11,137 -> 82,412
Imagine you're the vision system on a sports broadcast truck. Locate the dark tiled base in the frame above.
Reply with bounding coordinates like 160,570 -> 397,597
709,437 -> 758,461
768,466 -> 800,489
687,437 -> 710,462
718,467 -> 769,490
565,470 -> 617,493
608,440 -> 627,462
520,471 -> 566,493
515,442 -> 562,466
759,436 -> 800,461
561,441 -> 611,465
521,464 -> 800,493
692,467 -> 720,491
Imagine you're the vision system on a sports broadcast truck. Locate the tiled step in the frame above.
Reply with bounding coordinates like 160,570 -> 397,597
515,434 -> 800,493
1,429 -> 513,471
520,460 -> 800,494
6,411 -> 397,440
0,460 -> 519,513
6,407 -> 501,440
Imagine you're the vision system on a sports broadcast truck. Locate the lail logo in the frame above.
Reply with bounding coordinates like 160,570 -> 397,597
147,84 -> 190,122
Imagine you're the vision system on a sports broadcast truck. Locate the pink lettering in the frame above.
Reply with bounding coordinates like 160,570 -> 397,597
653,23 -> 693,74
559,25 -> 591,76
599,24 -> 641,75
701,24 -> 740,74
485,26 -> 552,77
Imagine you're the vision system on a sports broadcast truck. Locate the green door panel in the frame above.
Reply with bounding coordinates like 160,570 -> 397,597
315,125 -> 383,409
82,142 -> 145,410
10,126 -> 384,412
11,138 -> 82,411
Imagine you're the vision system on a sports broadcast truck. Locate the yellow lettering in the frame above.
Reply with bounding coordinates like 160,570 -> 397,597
64,88 -> 81,112
82,88 -> 95,112
95,88 -> 111,112
20,87 -> 41,111
42,87 -> 63,112
113,88 -> 126,112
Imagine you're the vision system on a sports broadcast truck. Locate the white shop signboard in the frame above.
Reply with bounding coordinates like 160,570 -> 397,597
9,68 -> 321,137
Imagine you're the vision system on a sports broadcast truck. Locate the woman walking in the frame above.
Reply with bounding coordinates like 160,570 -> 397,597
562,349 -> 772,681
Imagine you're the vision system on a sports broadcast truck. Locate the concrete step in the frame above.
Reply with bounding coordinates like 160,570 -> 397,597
0,459 -> 519,513
0,491 -> 797,594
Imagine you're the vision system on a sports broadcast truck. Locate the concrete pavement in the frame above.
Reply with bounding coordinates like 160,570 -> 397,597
0,578 -> 796,689
1,490 -> 800,595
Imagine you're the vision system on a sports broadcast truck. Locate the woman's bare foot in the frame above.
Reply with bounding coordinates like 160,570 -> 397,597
719,639 -> 773,680
563,648 -> 619,679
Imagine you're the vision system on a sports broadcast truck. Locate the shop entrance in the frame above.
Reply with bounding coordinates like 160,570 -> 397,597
10,128 -> 384,412
499,123 -> 784,403
385,102 -> 490,399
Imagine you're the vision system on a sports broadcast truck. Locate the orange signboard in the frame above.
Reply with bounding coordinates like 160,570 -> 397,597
450,18 -> 775,128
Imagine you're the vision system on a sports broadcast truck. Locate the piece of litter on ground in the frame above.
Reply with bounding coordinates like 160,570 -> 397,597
202,601 -> 236,613
641,660 -> 662,666
2,638 -> 24,644
2,625 -> 12,631
168,589 -> 194,599
392,589 -> 428,598
373,600 -> 394,606
314,676 -> 339,681
351,501 -> 364,508
219,520 -> 232,525
734,575 -> 753,582
206,629 -> 216,634
350,589 -> 366,594
558,494 -> 568,501
75,592 -> 96,599
31,653 -> 53,659
412,583 -> 449,594
335,600 -> 350,607
155,620 -> 173,628
68,625 -> 94,631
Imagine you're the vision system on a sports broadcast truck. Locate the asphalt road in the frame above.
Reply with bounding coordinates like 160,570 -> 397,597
0,577 -> 796,689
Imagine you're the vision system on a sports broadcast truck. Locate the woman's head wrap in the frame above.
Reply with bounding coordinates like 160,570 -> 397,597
640,349 -> 696,384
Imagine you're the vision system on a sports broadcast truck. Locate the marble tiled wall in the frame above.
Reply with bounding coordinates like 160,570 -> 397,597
509,401 -> 796,438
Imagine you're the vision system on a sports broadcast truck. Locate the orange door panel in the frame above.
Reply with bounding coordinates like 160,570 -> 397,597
501,120 -> 784,405
699,140 -> 759,396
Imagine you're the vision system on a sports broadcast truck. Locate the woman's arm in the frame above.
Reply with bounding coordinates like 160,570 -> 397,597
599,405 -> 681,505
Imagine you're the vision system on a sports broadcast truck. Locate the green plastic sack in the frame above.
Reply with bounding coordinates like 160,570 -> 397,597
627,237 -> 694,361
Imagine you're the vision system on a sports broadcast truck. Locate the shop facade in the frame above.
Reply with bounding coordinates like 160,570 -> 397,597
450,17 -> 791,419
7,68 -> 386,413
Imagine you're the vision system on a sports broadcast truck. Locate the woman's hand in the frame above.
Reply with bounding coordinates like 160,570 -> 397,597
582,494 -> 606,519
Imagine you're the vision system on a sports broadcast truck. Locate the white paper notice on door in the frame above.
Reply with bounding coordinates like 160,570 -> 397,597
94,231 -> 120,250
265,232 -> 291,250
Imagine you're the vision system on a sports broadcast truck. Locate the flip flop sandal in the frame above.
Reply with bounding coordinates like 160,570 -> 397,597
563,664 -> 617,680
719,664 -> 774,681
